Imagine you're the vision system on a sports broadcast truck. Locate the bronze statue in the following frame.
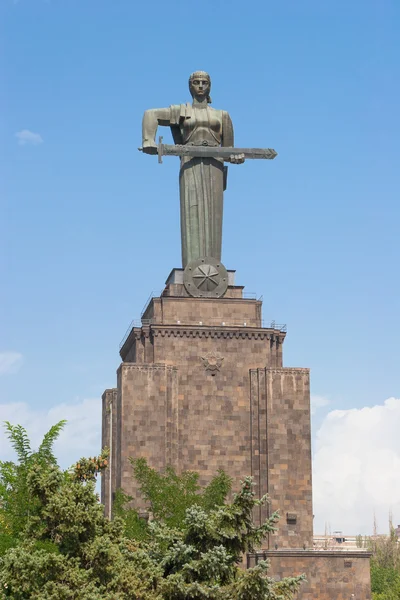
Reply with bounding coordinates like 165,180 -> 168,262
140,71 -> 277,297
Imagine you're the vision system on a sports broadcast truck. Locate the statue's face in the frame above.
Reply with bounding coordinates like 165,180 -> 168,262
190,76 -> 210,100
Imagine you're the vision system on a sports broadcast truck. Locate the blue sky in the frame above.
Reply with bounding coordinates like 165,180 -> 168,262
1,0 -> 400,534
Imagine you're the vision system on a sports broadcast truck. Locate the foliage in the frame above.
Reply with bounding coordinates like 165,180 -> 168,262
112,488 -> 149,542
371,564 -> 400,599
356,534 -> 363,548
144,476 -> 305,599
369,525 -> 400,600
72,449 -> 109,483
0,420 -> 66,546
368,528 -> 400,571
0,423 -> 160,599
130,458 -> 232,530
0,422 -> 305,599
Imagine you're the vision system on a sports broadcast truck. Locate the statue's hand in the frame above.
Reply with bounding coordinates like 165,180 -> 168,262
229,153 -> 245,164
141,140 -> 158,155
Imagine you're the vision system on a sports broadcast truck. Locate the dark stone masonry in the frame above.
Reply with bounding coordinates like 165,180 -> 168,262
102,277 -> 371,599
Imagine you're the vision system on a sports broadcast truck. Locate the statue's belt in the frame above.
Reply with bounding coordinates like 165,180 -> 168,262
184,141 -> 219,147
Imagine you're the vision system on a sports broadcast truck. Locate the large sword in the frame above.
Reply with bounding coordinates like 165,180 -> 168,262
139,136 -> 278,164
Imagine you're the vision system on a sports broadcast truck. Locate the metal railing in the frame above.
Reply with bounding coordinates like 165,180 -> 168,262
119,318 -> 153,349
140,291 -> 163,317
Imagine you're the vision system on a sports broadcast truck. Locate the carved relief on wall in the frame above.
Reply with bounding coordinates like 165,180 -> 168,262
201,351 -> 224,375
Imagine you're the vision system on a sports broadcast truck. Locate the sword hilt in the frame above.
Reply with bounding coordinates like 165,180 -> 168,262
158,136 -> 163,164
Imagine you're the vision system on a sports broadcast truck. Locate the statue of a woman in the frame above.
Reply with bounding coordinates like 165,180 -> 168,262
142,71 -> 244,269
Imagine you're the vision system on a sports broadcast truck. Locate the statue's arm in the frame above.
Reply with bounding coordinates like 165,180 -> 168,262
222,111 -> 244,164
221,111 -> 234,147
142,108 -> 171,153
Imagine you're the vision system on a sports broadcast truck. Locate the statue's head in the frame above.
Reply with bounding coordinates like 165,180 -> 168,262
189,71 -> 212,103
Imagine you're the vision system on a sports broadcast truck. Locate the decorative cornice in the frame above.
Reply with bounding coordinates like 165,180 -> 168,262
251,368 -> 310,375
118,363 -> 178,373
120,327 -> 142,350
101,388 -> 117,402
151,326 -> 286,341
120,325 -> 286,359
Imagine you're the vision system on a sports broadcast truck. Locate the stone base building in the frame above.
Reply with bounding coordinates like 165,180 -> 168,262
102,271 -> 371,599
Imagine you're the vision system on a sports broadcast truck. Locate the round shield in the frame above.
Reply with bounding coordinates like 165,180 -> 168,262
183,257 -> 229,298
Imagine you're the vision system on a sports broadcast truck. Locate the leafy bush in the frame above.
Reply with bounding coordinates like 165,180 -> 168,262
369,525 -> 400,600
0,422 -> 305,599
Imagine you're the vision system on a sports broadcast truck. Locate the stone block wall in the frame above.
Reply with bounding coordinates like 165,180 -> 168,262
247,550 -> 372,600
142,295 -> 262,327
115,364 -> 178,504
103,293 -> 312,548
250,368 -> 313,548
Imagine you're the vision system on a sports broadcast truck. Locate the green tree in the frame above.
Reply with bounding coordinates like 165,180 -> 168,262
149,477 -> 305,599
0,422 -> 305,599
117,458 -> 232,532
113,459 -> 233,541
112,488 -> 149,542
369,527 -> 400,572
369,521 -> 400,600
371,563 -> 400,599
0,421 -> 66,548
0,424 -> 160,599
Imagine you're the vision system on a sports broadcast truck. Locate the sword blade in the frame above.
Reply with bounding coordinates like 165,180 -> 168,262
161,144 -> 278,160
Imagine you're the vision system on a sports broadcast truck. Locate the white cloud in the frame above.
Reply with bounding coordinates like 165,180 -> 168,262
311,394 -> 330,415
15,129 -> 43,146
0,398 -> 101,469
313,397 -> 400,535
0,352 -> 23,375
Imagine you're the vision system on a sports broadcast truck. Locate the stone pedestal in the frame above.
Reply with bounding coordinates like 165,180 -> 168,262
102,274 -> 313,550
101,272 -> 371,597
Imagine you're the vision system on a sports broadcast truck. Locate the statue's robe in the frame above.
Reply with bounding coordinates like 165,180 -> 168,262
169,103 -> 234,267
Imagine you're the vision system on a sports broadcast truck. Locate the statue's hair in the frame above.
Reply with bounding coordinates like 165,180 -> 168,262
189,71 -> 212,104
